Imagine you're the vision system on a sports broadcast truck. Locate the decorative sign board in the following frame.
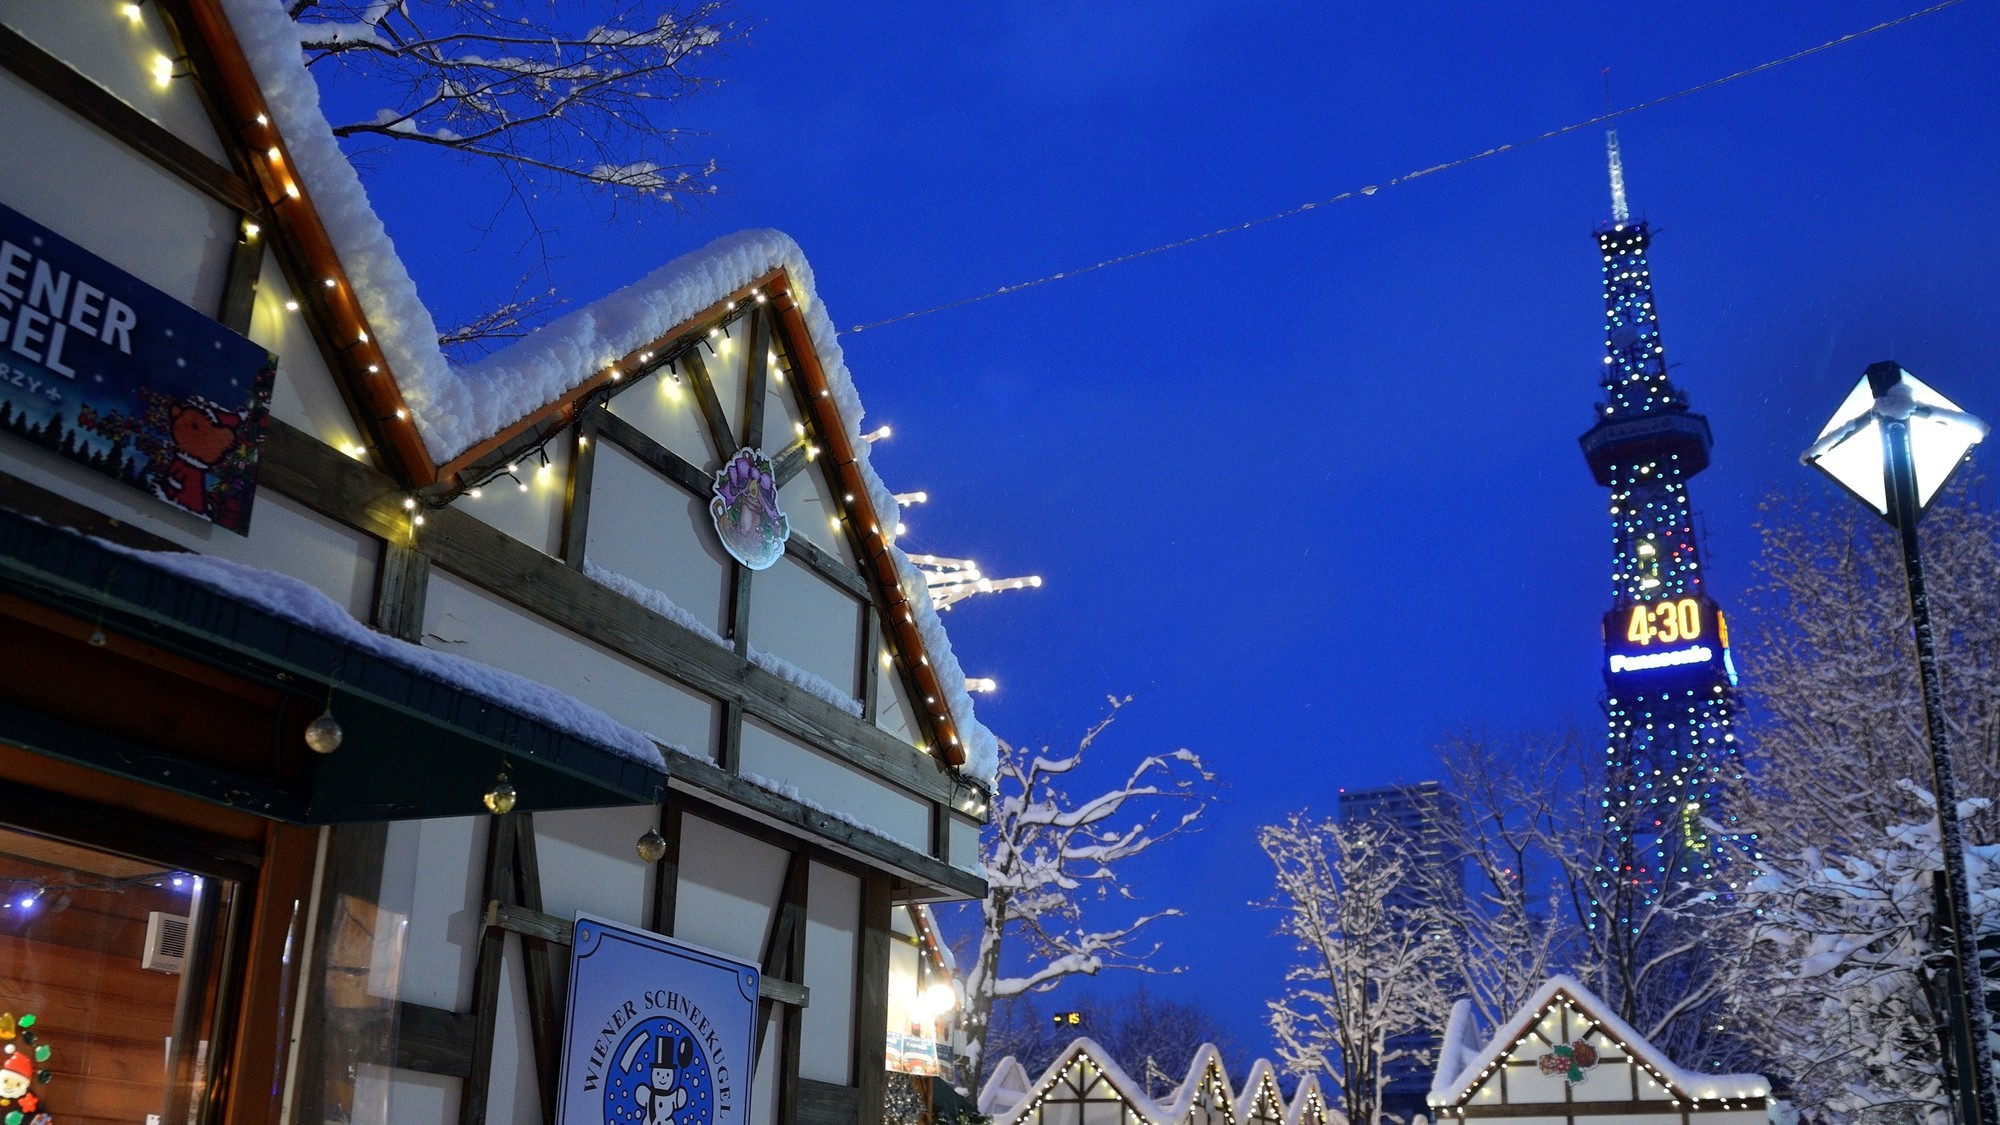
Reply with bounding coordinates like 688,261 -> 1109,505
556,913 -> 759,1125
1600,595 -> 1736,685
886,1032 -> 942,1077
709,447 -> 790,570
0,202 -> 276,534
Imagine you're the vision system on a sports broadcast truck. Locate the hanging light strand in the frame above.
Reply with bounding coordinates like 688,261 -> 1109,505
843,0 -> 1966,336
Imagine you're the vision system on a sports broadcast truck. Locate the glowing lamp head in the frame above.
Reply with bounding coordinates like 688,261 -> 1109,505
924,981 -> 959,1013
1804,362 -> 1986,521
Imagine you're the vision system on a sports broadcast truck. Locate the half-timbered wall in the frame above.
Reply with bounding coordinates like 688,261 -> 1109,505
0,9 -> 989,1125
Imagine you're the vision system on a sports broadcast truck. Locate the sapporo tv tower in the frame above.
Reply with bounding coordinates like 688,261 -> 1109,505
1578,127 -> 1749,975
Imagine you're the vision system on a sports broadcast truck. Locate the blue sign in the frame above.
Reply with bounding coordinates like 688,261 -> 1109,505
557,913 -> 760,1125
0,202 -> 276,534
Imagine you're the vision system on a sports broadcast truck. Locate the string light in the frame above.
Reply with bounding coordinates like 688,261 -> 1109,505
1583,204 -> 1744,935
431,292 -> 766,504
843,0 -> 1966,336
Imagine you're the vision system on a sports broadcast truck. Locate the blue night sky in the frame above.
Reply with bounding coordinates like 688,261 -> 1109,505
350,0 -> 2000,1060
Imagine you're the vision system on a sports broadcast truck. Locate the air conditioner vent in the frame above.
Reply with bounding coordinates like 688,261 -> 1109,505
143,912 -> 190,975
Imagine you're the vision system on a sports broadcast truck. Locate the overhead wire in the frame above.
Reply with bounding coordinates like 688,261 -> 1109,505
842,0 -> 1969,336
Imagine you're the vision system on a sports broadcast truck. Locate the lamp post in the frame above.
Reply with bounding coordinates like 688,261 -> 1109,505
1803,360 -> 1994,1125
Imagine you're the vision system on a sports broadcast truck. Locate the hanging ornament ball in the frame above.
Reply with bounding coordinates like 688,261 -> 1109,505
304,711 -> 344,754
31,1045 -> 47,1063
483,774 -> 517,815
87,629 -> 107,647
635,827 -> 668,864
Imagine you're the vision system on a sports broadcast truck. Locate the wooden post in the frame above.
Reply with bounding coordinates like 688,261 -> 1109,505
561,410 -> 601,569
511,813 -> 562,1124
855,873 -> 893,1125
459,812 -> 518,1125
650,800 -> 685,937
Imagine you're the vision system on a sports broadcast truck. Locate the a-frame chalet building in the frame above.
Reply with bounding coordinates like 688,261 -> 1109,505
981,1040 -> 1335,1125
1427,978 -> 1772,1125
0,3 -> 992,1125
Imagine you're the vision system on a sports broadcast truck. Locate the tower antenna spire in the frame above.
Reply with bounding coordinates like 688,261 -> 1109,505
1603,68 -> 1630,224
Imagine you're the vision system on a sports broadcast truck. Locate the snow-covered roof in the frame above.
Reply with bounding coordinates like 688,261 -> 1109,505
978,1055 -> 1035,1118
982,1040 -> 1344,1125
1154,1042 -> 1234,1122
216,0 -> 997,781
1284,1074 -> 1334,1125
99,542 -> 671,769
1233,1058 -> 1284,1123
1427,976 -> 1771,1109
1428,998 -> 1483,1100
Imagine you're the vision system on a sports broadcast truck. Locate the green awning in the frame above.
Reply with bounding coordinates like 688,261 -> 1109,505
0,506 -> 663,823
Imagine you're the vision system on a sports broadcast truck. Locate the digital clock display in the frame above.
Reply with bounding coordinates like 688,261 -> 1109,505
1622,598 -> 1706,647
1602,596 -> 1734,682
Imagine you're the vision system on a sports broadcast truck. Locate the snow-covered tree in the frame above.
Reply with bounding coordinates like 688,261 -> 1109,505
1260,812 -> 1455,1125
1424,727 -> 1748,1070
1426,731 -> 1577,1030
1731,786 -> 1999,1124
1713,482 -> 2000,1121
1737,483 -> 2000,858
957,698 -> 1215,1089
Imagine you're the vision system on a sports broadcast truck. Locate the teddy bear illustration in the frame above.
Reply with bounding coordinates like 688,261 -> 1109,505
632,1034 -> 694,1125
154,395 -> 244,520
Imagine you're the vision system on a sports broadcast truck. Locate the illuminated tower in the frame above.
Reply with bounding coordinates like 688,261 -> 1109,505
1578,130 -> 1745,1018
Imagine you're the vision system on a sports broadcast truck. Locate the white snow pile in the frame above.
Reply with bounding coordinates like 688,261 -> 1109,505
96,541 -> 679,771
747,648 -> 863,717
222,0 -> 998,784
1427,975 -> 1770,1107
582,561 -> 728,649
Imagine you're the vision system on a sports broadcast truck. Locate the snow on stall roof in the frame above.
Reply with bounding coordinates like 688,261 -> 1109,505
1427,975 -> 1771,1107
94,542 -> 679,770
1154,1042 -> 1234,1123
986,1039 -> 1336,1125
977,1055 -> 1034,1118
220,0 -> 450,431
1287,1073 -> 1341,1125
1429,998 -> 1483,1100
1233,1059 -> 1283,1124
221,0 -> 997,783
993,1039 -> 1161,1125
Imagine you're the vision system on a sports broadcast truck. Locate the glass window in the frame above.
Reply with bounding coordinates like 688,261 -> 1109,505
0,823 -> 239,1125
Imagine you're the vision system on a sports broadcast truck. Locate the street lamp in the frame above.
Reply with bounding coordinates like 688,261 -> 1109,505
1803,360 -> 1993,1125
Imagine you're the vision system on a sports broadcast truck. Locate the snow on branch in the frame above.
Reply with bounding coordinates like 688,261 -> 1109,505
291,0 -> 742,206
954,697 -> 1216,1091
1259,812 -> 1456,1125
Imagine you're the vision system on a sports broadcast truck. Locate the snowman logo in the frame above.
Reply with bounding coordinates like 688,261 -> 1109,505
604,1018 -> 713,1125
